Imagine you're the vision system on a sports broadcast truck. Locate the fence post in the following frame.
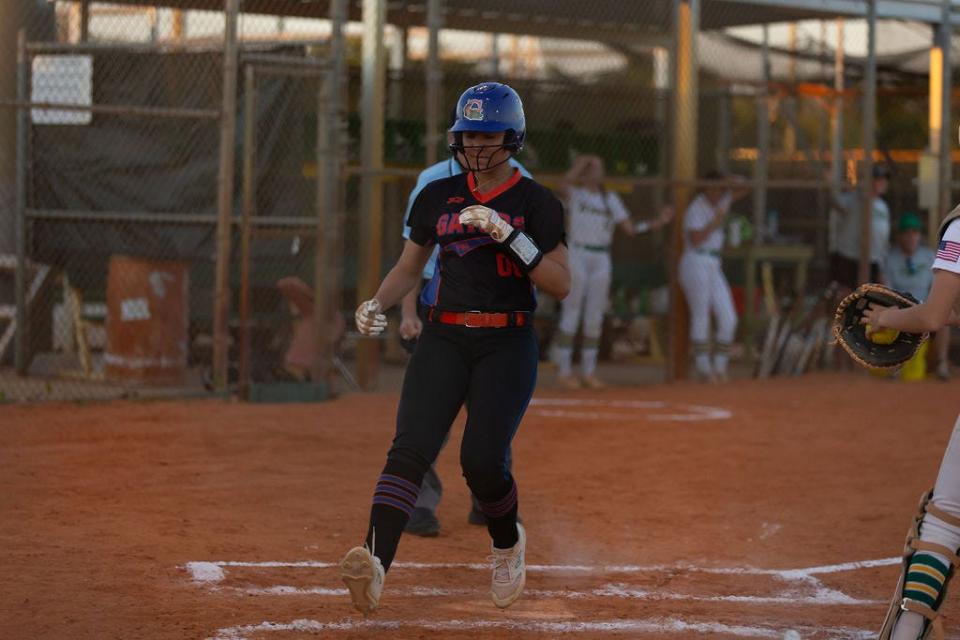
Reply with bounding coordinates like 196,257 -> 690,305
858,0 -> 877,286
213,0 -> 240,391
668,0 -> 698,382
238,64 -> 256,399
312,0 -> 348,387
424,0 -> 443,166
356,0 -> 387,391
14,29 -> 28,375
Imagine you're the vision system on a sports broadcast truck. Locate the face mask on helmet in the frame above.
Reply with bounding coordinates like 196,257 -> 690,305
449,130 -> 521,172
448,82 -> 526,173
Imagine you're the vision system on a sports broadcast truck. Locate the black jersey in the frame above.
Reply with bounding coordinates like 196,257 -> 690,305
407,170 -> 565,313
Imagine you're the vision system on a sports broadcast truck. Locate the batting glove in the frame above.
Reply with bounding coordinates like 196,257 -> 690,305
459,205 -> 514,242
459,205 -> 544,272
355,299 -> 387,336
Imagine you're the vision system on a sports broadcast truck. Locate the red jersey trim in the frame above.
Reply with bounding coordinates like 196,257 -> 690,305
468,169 -> 522,204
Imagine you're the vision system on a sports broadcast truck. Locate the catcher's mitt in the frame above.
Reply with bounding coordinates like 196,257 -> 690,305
832,283 -> 928,370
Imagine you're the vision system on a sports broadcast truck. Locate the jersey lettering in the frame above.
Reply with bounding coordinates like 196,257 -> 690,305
446,215 -> 464,235
407,173 -> 564,312
496,253 -> 523,278
435,212 -> 525,239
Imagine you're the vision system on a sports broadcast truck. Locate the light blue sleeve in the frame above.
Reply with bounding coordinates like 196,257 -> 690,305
510,158 -> 533,179
402,161 -> 453,240
402,174 -> 432,241
422,246 -> 440,280
882,251 -> 897,286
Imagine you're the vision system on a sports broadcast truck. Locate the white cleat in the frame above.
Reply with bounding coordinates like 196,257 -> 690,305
489,523 -> 526,609
339,545 -> 385,616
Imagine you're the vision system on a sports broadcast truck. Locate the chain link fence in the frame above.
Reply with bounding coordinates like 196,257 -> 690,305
0,1 -> 955,401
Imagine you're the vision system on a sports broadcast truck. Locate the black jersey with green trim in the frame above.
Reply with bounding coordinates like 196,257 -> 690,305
406,169 -> 565,313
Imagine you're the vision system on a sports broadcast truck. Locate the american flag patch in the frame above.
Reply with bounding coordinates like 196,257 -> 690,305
938,240 -> 960,262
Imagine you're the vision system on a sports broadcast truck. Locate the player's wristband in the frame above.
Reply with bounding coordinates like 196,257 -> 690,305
634,220 -> 651,234
504,229 -> 543,273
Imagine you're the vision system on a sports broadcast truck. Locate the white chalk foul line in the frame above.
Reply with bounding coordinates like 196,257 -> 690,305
527,398 -> 732,421
208,616 -> 874,640
216,582 -> 880,606
186,556 -> 900,582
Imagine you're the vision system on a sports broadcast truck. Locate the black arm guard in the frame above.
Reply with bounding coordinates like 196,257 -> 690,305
504,229 -> 544,273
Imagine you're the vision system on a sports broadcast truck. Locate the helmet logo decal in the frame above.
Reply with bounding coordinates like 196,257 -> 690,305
463,98 -> 484,121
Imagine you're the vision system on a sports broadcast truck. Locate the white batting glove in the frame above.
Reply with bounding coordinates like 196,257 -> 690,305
355,299 -> 387,336
459,205 -> 515,243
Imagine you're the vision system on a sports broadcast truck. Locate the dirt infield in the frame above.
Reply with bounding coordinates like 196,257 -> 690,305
4,373 -> 960,639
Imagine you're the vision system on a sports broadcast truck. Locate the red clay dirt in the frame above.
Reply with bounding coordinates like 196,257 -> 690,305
3,373 -> 960,639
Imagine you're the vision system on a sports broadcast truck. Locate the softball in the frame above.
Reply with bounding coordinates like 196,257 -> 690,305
866,324 -> 899,345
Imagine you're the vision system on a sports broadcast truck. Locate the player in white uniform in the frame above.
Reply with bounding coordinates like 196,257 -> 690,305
552,155 -> 672,389
829,165 -> 891,290
678,171 -> 749,382
870,202 -> 960,639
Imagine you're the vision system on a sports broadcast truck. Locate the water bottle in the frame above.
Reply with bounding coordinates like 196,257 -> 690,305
766,210 -> 779,241
728,217 -> 742,248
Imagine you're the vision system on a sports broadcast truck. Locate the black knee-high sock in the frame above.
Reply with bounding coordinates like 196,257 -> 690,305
364,459 -> 423,571
477,480 -> 519,549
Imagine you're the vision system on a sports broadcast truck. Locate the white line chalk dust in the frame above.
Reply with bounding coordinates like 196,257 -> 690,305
208,617 -> 875,640
186,556 -> 900,582
528,397 -> 732,422
190,556 -> 897,639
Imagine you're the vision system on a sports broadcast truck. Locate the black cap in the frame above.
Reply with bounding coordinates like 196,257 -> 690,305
872,165 -> 890,179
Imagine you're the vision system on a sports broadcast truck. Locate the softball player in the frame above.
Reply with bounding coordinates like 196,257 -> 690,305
552,154 -> 672,389
340,82 -> 569,615
678,171 -> 749,382
397,127 -> 532,537
867,203 -> 960,639
829,165 -> 891,290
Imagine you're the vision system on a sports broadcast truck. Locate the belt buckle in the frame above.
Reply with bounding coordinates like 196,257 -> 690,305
464,310 -> 485,328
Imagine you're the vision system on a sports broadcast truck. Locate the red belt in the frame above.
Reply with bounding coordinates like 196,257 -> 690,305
428,308 -> 529,328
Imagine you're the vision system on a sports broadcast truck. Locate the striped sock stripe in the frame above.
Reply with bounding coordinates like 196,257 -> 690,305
479,482 -> 518,519
913,563 -> 947,582
372,474 -> 420,516
374,484 -> 418,507
692,342 -> 709,355
380,473 -> 420,494
554,332 -> 574,348
372,495 -> 415,515
715,341 -> 732,353
904,552 -> 950,609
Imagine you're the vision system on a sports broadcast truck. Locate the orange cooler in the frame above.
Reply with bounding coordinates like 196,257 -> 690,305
104,255 -> 189,384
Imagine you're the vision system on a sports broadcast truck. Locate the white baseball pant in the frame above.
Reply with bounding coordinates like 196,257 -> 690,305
678,252 -> 737,376
554,247 -> 611,376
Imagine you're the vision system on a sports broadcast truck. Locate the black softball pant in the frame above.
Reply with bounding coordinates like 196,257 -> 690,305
364,321 -> 538,569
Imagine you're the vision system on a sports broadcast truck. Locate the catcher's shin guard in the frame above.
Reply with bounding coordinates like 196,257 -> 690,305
879,490 -> 960,640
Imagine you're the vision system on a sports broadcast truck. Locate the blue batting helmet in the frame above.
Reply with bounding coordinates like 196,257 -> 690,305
449,82 -> 525,153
